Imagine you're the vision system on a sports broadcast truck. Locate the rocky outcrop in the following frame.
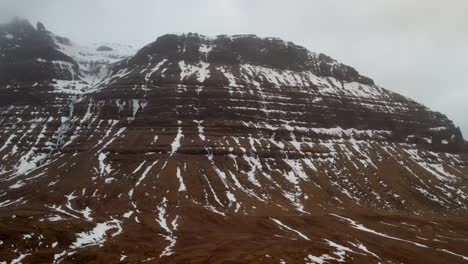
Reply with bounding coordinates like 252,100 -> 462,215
0,18 -> 78,86
0,22 -> 467,263
129,33 -> 374,85
96,45 -> 114,51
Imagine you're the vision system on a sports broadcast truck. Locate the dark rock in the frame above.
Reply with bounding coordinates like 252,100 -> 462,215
36,21 -> 46,31
132,33 -> 374,85
0,19 -> 78,86
96,45 -> 113,51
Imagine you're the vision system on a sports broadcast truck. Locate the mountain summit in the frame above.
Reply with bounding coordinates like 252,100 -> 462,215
129,33 -> 374,84
0,20 -> 467,263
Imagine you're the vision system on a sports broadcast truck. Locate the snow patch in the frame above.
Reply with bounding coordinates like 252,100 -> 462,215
72,219 -> 122,249
271,218 -> 310,240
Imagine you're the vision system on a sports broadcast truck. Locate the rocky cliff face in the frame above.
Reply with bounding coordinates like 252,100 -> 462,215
0,21 -> 467,264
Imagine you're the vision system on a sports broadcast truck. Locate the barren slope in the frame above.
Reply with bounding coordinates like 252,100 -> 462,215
0,21 -> 467,264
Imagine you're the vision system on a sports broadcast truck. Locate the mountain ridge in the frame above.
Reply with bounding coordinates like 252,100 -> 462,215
0,19 -> 467,263
130,32 -> 374,85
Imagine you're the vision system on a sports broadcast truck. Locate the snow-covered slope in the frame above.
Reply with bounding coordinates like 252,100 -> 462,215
0,22 -> 467,263
0,18 -> 136,95
55,41 -> 136,92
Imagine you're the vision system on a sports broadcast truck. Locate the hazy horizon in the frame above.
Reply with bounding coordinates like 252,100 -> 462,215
1,0 -> 467,137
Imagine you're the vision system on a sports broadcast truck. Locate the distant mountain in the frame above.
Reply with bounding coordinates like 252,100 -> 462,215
0,19 -> 467,264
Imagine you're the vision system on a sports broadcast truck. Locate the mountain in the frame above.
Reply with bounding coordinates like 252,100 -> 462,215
0,19 -> 467,264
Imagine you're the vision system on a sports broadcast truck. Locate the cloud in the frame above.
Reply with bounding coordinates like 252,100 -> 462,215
1,0 -> 467,136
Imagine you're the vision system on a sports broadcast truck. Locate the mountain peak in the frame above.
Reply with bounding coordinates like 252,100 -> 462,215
131,33 -> 374,85
36,21 -> 46,32
3,17 -> 36,33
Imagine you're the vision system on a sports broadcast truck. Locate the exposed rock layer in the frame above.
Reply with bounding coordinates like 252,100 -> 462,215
0,20 -> 467,263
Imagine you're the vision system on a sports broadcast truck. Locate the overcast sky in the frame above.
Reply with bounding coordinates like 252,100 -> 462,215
1,0 -> 467,136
